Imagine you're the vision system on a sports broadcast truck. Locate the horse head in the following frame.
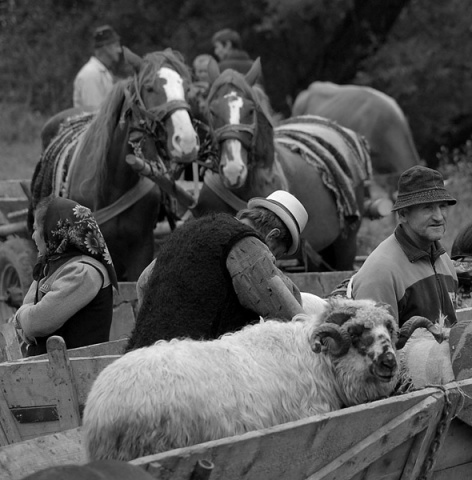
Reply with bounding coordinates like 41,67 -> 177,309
127,49 -> 200,169
206,58 -> 274,190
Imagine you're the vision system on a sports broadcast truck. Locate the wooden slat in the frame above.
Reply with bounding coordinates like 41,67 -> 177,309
110,304 -> 135,341
0,388 -> 21,446
0,323 -> 22,362
287,271 -> 354,297
131,387 -> 451,480
46,336 -> 81,431
0,427 -> 85,480
305,395 -> 443,480
456,307 -> 472,322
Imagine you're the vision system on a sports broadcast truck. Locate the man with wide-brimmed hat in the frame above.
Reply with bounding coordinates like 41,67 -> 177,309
128,190 -> 313,350
73,25 -> 123,111
349,165 -> 458,327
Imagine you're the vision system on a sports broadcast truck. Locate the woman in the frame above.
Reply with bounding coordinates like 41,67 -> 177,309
12,196 -> 118,356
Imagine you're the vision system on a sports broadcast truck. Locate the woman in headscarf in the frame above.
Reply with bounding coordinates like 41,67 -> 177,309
12,196 -> 118,356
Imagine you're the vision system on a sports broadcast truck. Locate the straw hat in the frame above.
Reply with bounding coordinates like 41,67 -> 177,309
392,165 -> 456,211
248,190 -> 308,255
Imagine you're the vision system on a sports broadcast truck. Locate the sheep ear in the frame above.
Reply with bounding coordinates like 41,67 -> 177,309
325,307 -> 358,326
375,302 -> 395,318
207,57 -> 220,84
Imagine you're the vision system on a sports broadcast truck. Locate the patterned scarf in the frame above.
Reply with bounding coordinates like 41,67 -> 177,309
34,197 -> 118,290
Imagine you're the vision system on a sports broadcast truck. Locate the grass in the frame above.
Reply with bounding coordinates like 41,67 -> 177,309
1,105 -> 471,258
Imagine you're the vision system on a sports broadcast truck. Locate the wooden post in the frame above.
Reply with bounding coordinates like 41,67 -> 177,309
46,336 -> 81,431
0,323 -> 23,362
0,388 -> 21,446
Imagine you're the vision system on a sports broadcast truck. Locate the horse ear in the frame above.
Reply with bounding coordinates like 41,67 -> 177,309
122,46 -> 143,73
245,58 -> 262,86
207,57 -> 220,84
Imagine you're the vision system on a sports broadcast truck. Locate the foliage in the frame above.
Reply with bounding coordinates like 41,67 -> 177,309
2,0 -> 472,163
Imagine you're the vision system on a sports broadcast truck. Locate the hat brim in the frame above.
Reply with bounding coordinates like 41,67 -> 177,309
248,197 -> 300,255
392,189 -> 457,212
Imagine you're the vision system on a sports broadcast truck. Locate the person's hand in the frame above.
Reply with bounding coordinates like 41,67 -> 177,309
5,287 -> 23,309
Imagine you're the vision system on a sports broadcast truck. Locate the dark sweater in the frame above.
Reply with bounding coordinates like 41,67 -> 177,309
126,213 -> 262,350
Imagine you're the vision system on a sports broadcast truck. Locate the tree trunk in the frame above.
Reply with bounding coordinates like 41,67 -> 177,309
318,0 -> 412,82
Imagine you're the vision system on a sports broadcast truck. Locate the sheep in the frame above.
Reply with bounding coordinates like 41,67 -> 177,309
82,297 -> 437,462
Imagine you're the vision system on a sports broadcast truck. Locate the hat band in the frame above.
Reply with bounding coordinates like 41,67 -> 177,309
262,199 -> 301,234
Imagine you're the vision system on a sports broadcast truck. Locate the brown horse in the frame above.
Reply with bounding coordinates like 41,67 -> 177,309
292,82 -> 420,197
195,60 -> 372,271
30,49 -> 200,280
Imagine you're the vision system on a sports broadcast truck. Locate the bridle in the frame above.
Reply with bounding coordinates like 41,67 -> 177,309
123,69 -> 193,176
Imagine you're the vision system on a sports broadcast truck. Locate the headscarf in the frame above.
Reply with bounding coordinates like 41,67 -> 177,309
34,197 -> 118,290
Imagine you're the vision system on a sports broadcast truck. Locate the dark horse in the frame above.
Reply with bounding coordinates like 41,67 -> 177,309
195,59 -> 372,271
30,49 -> 199,280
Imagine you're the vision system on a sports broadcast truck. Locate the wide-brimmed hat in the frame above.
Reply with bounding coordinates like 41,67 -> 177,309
391,165 -> 456,212
248,190 -> 308,255
94,25 -> 120,49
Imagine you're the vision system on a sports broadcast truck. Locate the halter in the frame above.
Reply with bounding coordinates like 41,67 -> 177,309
123,70 -> 192,177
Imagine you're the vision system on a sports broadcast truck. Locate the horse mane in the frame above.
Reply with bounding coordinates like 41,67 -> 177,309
73,80 -> 128,202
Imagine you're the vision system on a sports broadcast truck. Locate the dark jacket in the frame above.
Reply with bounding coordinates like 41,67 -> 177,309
352,225 -> 458,327
219,49 -> 254,75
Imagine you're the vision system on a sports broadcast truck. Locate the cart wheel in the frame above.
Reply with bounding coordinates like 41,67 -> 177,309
0,237 -> 37,324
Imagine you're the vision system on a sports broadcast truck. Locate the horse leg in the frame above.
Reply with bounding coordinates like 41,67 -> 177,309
325,227 -> 360,271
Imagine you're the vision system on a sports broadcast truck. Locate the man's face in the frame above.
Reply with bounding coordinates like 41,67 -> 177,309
213,41 -> 231,61
103,41 -> 123,66
399,201 -> 451,249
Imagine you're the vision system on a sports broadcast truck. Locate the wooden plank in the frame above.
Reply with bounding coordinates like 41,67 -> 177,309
305,395 -> 443,480
0,323 -> 22,362
131,387 -> 447,480
0,388 -> 21,446
46,336 -> 81,431
16,339 -> 127,362
456,307 -> 472,322
0,427 -> 85,480
287,271 -> 354,297
110,304 -> 135,341
0,352 -> 118,441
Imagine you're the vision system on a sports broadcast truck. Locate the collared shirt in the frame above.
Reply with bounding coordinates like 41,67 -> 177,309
73,56 -> 114,110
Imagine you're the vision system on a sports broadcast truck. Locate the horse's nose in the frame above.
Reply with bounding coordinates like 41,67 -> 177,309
173,132 -> 199,158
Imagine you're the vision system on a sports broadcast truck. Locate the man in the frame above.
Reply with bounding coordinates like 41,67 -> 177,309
350,165 -> 458,327
211,28 -> 254,74
128,190 -> 309,350
73,25 -> 123,111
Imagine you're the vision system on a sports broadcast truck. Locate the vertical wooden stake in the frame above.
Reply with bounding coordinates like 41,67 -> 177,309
47,336 -> 81,431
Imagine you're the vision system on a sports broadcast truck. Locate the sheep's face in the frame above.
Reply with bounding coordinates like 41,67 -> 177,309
310,298 -> 399,405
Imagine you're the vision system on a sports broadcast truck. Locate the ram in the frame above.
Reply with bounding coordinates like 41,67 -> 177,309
83,298 -> 439,462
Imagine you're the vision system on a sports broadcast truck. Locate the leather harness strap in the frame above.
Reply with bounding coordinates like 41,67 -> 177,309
93,176 -> 156,225
204,171 -> 248,212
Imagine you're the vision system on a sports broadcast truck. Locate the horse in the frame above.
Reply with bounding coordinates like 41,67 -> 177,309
292,82 -> 420,198
195,59 -> 372,271
30,49 -> 200,281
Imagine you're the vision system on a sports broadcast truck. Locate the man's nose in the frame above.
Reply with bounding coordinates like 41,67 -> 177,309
431,205 -> 445,219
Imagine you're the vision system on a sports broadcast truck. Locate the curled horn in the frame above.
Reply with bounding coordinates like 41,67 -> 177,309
309,324 -> 351,357
396,316 -> 445,349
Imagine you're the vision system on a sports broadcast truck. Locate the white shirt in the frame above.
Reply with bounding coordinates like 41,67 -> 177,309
73,56 -> 114,110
